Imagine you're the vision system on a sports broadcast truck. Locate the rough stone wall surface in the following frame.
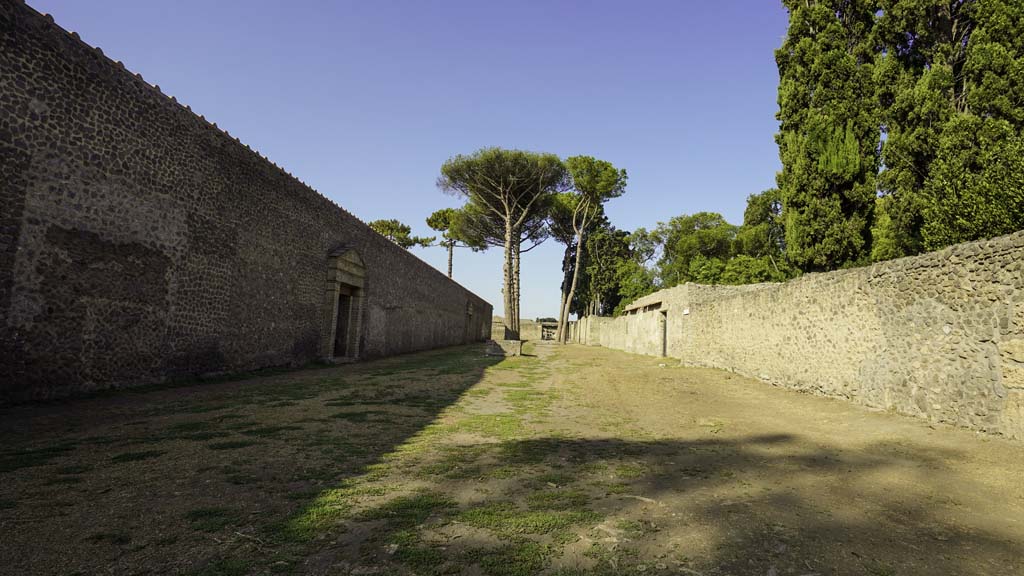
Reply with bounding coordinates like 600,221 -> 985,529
577,232 -> 1024,439
0,2 -> 491,402
490,318 -> 543,341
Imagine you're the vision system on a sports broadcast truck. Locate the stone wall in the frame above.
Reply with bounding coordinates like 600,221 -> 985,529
0,2 -> 491,402
490,319 -> 550,341
574,232 -> 1024,440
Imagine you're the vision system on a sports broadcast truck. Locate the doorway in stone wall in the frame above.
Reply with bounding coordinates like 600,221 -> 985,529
334,286 -> 355,357
659,310 -> 668,357
321,248 -> 366,362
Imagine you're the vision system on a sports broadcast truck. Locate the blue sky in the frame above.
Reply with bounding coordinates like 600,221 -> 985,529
33,1 -> 789,319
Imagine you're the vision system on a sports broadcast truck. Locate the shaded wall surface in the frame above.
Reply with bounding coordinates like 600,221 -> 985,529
0,2 -> 491,402
573,232 -> 1024,439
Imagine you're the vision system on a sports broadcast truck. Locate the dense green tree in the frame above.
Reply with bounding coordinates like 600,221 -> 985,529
554,156 -> 627,342
776,0 -> 880,271
728,189 -> 798,282
654,212 -> 736,286
438,148 -> 566,339
426,208 -> 484,278
872,0 -> 1023,255
719,255 -> 784,284
734,190 -> 785,258
922,115 -> 1024,247
572,224 -> 631,317
368,219 -> 434,249
613,228 -> 659,315
872,0 -> 974,259
920,0 -> 1024,247
688,255 -> 727,285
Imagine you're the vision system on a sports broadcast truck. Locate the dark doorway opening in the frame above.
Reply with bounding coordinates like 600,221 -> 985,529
659,310 -> 668,357
334,287 -> 354,358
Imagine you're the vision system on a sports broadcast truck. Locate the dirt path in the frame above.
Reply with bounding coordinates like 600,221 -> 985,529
1,343 -> 1022,575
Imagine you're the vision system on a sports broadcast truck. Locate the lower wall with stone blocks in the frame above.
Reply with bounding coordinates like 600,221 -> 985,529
0,3 -> 491,402
574,232 -> 1024,440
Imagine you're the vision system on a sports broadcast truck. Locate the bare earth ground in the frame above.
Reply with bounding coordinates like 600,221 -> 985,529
1,343 -> 1023,576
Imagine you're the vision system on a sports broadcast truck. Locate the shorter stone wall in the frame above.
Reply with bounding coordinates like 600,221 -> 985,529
574,232 -> 1024,440
490,319 -> 545,341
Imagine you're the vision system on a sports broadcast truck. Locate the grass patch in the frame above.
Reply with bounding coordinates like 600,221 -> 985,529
457,502 -> 600,537
497,381 -> 533,388
504,388 -> 557,417
111,450 -> 165,463
501,439 -> 561,465
416,445 -> 488,479
533,470 -> 578,487
357,492 -> 455,529
525,489 -> 590,511
614,519 -> 648,539
278,486 -> 358,542
445,414 -> 523,440
387,529 -> 450,574
612,462 -> 647,479
464,541 -> 552,576
368,348 -> 488,378
590,480 -> 631,495
482,465 -> 524,480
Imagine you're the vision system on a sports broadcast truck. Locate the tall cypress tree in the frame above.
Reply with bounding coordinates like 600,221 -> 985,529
776,0 -> 880,271
873,0 -> 1024,254
871,0 -> 974,260
920,0 -> 1024,248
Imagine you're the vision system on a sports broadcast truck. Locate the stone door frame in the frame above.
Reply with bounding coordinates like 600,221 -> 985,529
320,247 -> 366,362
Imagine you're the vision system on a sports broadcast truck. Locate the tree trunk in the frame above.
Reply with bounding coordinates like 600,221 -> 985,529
446,241 -> 454,278
560,229 -> 586,343
503,222 -> 517,340
554,243 -> 573,342
512,241 -> 521,337
556,241 -> 575,344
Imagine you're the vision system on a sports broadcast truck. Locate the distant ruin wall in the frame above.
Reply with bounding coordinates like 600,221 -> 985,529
0,2 -> 491,402
573,232 -> 1024,440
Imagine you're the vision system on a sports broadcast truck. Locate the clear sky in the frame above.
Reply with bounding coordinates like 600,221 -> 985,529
32,0 -> 789,319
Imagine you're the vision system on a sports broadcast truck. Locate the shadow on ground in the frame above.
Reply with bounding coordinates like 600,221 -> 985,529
0,343 -> 1021,576
0,344 -> 502,575
294,433 -> 1021,576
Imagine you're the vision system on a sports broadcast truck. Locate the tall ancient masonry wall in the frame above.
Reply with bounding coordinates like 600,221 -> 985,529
573,232 -> 1024,440
0,1 -> 491,402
